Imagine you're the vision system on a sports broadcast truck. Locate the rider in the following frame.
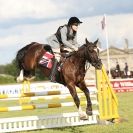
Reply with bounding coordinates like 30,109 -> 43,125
47,16 -> 83,82
116,62 -> 121,72
124,62 -> 129,77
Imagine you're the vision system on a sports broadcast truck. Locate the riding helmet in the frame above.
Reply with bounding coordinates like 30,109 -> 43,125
68,17 -> 83,26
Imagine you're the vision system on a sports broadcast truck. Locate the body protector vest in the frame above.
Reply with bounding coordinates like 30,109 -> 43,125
55,25 -> 76,45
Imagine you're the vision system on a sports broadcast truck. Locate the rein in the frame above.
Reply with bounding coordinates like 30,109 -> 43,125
77,45 -> 93,73
53,45 -> 92,74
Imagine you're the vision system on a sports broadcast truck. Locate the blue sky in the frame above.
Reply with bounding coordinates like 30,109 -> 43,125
0,0 -> 133,65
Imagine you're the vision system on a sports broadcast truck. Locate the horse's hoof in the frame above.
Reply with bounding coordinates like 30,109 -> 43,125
24,76 -> 36,81
79,112 -> 88,120
30,76 -> 36,80
86,110 -> 93,116
79,114 -> 88,120
86,107 -> 93,116
16,77 -> 24,83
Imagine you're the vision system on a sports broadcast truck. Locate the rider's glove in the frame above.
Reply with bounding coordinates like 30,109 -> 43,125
71,46 -> 78,51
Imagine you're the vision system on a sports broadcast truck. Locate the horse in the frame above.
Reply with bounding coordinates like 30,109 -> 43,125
124,70 -> 133,78
16,38 -> 102,120
110,69 -> 125,79
129,71 -> 133,78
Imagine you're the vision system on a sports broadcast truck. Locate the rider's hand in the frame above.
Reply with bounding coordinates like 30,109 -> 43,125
71,46 -> 78,51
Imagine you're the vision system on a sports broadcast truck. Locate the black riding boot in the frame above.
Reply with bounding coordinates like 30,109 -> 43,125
50,59 -> 58,82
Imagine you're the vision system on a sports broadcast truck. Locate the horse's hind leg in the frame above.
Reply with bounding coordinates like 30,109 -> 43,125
16,69 -> 33,82
67,82 -> 88,120
23,69 -> 36,80
16,69 -> 24,82
77,81 -> 92,116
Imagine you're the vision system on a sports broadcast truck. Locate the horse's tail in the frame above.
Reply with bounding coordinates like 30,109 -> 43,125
16,42 -> 36,70
16,42 -> 36,82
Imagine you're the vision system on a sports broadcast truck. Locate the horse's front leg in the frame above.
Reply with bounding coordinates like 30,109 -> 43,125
67,82 -> 88,120
77,81 -> 92,116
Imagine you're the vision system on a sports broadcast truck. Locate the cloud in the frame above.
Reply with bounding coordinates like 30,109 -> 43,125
0,14 -> 133,64
0,0 -> 66,20
0,0 -> 133,64
0,0 -> 133,22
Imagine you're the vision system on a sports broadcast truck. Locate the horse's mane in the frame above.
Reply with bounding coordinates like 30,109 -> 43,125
79,44 -> 86,50
73,44 -> 86,59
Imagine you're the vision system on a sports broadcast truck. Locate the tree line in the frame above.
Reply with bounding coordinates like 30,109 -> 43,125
0,59 -> 48,84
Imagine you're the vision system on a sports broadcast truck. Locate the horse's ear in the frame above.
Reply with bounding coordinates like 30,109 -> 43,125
85,38 -> 90,44
94,39 -> 99,46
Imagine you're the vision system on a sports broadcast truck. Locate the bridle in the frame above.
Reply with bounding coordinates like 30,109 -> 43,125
81,44 -> 101,68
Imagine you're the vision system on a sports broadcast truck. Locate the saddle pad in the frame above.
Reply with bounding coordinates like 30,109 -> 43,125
39,52 -> 54,69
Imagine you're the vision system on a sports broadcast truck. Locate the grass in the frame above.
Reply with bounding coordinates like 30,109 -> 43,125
0,93 -> 133,133
0,75 -> 16,84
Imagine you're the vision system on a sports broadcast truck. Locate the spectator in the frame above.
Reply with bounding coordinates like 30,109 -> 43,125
124,62 -> 129,77
116,62 -> 121,72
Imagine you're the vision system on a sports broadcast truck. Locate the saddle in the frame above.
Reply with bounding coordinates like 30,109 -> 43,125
50,47 -> 75,84
60,45 -> 76,61
59,50 -> 75,70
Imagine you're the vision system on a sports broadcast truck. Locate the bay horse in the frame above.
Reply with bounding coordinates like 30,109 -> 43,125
110,69 -> 125,79
16,38 -> 102,119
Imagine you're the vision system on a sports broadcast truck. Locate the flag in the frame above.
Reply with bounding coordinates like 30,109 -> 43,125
101,15 -> 106,30
39,58 -> 52,69
39,52 -> 54,69
44,52 -> 54,59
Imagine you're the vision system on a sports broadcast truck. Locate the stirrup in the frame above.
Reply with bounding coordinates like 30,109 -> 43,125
50,75 -> 56,83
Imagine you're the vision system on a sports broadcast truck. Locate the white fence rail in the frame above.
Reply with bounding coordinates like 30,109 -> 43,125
0,80 -> 95,95
0,80 -> 99,132
0,111 -> 99,133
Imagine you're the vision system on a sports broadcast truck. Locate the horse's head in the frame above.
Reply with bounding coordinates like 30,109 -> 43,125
83,38 -> 102,69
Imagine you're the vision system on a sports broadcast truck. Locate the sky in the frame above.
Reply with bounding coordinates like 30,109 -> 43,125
0,0 -> 133,65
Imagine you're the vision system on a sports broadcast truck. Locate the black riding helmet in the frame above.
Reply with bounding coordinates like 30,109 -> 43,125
68,17 -> 83,26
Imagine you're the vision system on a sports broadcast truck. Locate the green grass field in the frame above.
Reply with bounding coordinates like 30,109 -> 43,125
0,92 -> 133,133
0,75 -> 16,84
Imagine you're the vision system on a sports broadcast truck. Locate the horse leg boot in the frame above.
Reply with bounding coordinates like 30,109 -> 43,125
50,59 -> 58,82
84,89 -> 92,116
16,69 -> 24,82
67,83 -> 88,120
77,82 -> 93,116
